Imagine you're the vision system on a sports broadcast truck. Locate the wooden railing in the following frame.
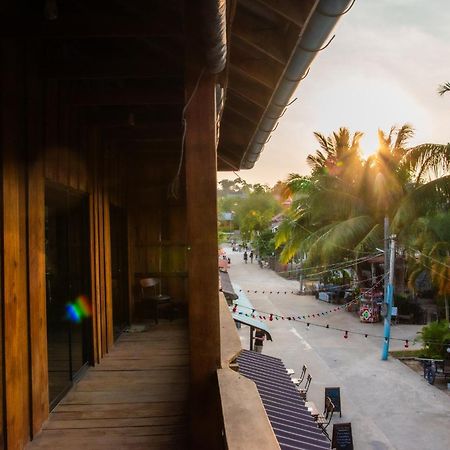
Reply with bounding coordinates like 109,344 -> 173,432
217,294 -> 280,450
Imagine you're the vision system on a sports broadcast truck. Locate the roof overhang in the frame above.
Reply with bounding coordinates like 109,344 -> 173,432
218,0 -> 354,171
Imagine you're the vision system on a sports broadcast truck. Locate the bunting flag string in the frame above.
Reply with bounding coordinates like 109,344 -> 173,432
232,274 -> 387,319
236,272 -> 386,296
233,305 -> 421,348
230,275 -> 429,348
232,298 -> 358,321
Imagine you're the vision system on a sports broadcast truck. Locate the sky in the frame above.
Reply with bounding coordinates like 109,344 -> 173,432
218,0 -> 450,187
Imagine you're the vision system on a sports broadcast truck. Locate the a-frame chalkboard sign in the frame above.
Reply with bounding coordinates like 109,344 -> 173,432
332,422 -> 353,450
325,387 -> 341,417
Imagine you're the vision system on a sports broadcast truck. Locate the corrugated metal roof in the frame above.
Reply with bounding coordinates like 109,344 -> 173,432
237,350 -> 330,450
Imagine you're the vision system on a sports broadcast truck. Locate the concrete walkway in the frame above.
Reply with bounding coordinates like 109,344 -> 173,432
226,248 -> 450,450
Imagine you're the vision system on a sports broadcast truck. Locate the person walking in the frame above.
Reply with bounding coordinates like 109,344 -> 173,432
254,329 -> 265,353
249,250 -> 254,263
243,251 -> 248,264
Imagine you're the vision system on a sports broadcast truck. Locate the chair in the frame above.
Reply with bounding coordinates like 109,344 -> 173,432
316,396 -> 335,439
298,374 -> 312,400
291,364 -> 308,386
140,278 -> 172,324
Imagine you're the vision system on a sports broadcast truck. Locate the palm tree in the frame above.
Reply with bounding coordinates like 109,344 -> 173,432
276,125 -> 450,284
277,128 -> 377,266
404,213 -> 450,320
306,127 -> 363,183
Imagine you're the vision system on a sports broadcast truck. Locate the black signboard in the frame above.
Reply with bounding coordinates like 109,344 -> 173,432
325,387 -> 341,417
332,422 -> 353,450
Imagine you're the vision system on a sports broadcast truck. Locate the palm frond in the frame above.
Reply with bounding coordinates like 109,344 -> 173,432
402,143 -> 450,182
353,223 -> 383,254
392,175 -> 450,231
438,82 -> 450,96
394,123 -> 414,146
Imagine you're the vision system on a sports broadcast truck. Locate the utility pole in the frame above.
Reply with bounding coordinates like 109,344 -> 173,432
381,235 -> 396,360
383,216 -> 389,304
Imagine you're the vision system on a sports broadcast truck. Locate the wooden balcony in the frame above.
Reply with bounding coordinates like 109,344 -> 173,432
26,321 -> 189,450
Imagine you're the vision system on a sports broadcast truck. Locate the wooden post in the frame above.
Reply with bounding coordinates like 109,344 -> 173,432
185,69 -> 222,449
26,41 -> 49,437
1,39 -> 31,450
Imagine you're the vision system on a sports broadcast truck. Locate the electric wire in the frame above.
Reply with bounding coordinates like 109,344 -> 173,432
170,68 -> 206,199
404,244 -> 450,269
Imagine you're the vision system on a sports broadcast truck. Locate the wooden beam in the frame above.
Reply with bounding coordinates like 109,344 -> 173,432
98,171 -> 107,357
81,105 -> 183,124
102,173 -> 114,350
217,150 -> 241,171
88,129 -> 102,363
233,7 -> 288,64
26,42 -> 50,438
224,94 -> 262,126
43,58 -> 182,80
105,125 -> 182,140
185,68 -> 221,449
64,80 -> 183,106
1,39 -> 31,450
42,39 -> 183,80
227,67 -> 272,109
230,43 -> 281,90
0,12 -> 183,38
221,105 -> 258,129
255,0 -> 317,28
108,140 -> 181,153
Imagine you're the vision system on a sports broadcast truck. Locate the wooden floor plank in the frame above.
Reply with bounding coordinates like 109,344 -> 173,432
27,320 -> 189,450
53,402 -> 187,418
44,415 -> 186,429
90,357 -> 189,370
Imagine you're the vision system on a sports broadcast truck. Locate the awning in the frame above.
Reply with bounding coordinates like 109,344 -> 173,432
237,350 -> 330,450
232,313 -> 272,341
230,283 -> 272,340
219,271 -> 238,301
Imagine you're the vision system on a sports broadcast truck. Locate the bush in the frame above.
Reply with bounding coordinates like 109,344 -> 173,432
418,320 -> 450,359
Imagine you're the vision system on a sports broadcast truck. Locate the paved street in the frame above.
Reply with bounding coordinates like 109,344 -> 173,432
226,248 -> 450,450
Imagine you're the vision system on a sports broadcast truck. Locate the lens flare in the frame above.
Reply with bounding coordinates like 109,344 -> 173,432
65,295 -> 92,323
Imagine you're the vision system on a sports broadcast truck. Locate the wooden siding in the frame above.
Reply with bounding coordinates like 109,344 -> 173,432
1,41 -> 124,445
1,40 -> 31,450
26,321 -> 189,450
125,153 -> 188,320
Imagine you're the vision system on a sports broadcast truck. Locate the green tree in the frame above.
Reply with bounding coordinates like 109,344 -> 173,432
253,229 -> 276,259
235,191 -> 280,242
418,320 -> 450,359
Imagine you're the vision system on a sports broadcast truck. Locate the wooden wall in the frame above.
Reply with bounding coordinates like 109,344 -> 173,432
125,154 -> 188,319
1,39 -> 31,450
0,34 -> 190,450
0,40 -> 124,448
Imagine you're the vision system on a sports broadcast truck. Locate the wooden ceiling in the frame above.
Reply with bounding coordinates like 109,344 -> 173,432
2,0 -> 186,172
2,0 -> 319,173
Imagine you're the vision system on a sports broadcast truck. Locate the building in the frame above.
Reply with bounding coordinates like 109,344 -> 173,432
0,1 -> 352,449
